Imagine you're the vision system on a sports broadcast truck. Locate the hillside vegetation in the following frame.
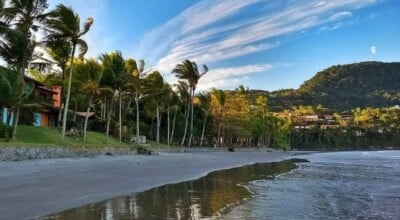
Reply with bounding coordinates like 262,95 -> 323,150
298,61 -> 400,110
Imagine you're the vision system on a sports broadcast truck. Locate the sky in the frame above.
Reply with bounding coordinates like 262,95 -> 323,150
42,0 -> 400,91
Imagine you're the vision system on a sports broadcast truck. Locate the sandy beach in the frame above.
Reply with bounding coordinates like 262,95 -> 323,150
0,151 -> 291,220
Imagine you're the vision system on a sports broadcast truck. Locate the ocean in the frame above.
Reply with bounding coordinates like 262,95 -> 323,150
42,151 -> 400,219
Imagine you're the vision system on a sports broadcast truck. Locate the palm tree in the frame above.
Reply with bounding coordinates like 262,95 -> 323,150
175,80 -> 190,146
125,58 -> 147,145
44,37 -> 71,126
144,71 -> 168,145
212,89 -> 226,147
44,4 -> 93,142
0,0 -> 48,140
72,58 -> 106,142
173,60 -> 208,147
197,92 -> 211,147
99,51 -> 126,143
0,66 -> 34,141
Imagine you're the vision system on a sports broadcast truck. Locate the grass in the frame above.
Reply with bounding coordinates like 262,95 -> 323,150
0,125 -> 130,148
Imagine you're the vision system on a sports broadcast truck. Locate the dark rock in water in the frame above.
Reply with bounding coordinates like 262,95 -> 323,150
290,158 -> 310,163
105,152 -> 113,156
137,146 -> 155,155
228,147 -> 235,152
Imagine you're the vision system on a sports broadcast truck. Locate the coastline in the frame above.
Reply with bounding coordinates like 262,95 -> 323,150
0,151 -> 293,220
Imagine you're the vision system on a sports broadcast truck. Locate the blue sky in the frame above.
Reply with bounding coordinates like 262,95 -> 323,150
47,0 -> 400,91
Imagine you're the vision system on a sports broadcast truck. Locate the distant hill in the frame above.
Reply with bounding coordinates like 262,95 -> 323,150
296,61 -> 400,110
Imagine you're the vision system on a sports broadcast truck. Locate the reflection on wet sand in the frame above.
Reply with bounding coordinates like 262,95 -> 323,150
42,160 -> 296,220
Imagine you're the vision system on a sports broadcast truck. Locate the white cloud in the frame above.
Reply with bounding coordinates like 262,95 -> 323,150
197,64 -> 273,90
370,45 -> 377,55
328,11 -> 352,21
135,0 -> 379,90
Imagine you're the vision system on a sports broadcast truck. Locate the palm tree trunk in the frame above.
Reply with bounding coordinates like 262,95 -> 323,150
181,100 -> 190,147
61,44 -> 77,142
217,122 -> 221,148
119,92 -> 122,142
11,107 -> 20,141
105,96 -> 114,143
83,96 -> 93,143
5,109 -> 12,142
135,89 -> 140,144
170,107 -> 177,144
167,105 -> 170,146
156,106 -> 160,145
200,112 -> 208,147
188,88 -> 195,147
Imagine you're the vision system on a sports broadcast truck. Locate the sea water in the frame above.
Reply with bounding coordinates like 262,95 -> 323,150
42,151 -> 400,219
223,151 -> 400,220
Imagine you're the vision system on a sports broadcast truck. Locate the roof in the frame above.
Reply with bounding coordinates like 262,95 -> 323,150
75,112 -> 95,118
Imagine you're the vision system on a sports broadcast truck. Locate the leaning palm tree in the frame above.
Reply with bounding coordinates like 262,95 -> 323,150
173,60 -> 208,147
44,37 -> 71,126
44,4 -> 93,142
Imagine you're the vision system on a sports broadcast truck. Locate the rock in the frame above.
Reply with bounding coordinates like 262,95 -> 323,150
228,147 -> 235,152
290,158 -> 310,163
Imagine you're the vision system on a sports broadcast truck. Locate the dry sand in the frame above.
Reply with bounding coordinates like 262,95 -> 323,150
0,151 -> 292,220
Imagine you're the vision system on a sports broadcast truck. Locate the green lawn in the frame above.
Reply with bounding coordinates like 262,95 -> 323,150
0,125 -> 130,148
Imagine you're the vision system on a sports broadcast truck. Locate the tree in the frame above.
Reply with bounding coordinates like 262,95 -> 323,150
125,58 -> 148,145
197,92 -> 211,147
175,80 -> 190,146
144,71 -> 168,145
99,51 -> 126,143
0,66 -> 34,140
173,60 -> 208,147
45,4 -> 93,142
0,0 -> 48,140
255,95 -> 268,118
211,89 -> 226,147
73,58 -> 105,142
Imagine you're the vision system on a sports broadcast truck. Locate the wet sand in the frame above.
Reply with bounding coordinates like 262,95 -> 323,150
0,151 -> 291,220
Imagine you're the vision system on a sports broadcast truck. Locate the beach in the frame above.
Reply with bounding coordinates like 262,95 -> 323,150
0,151 -> 291,220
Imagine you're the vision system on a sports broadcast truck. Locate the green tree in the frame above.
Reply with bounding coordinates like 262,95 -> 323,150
211,89 -> 226,147
72,58 -> 106,142
99,51 -> 125,142
125,58 -> 147,144
173,60 -> 208,147
45,4 -> 93,142
0,0 -> 48,140
197,92 -> 211,147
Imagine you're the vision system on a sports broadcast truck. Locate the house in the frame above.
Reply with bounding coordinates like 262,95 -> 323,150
1,76 -> 61,127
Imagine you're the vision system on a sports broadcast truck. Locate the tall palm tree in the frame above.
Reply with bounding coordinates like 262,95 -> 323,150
72,58 -> 106,142
44,37 -> 71,126
173,60 -> 208,147
125,58 -> 147,145
44,4 -> 93,142
175,80 -> 190,146
197,92 -> 211,147
144,71 -> 168,145
0,0 -> 48,140
99,51 -> 125,143
212,89 -> 226,147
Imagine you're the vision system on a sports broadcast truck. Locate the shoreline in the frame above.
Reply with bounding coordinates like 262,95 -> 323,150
0,151 -> 293,220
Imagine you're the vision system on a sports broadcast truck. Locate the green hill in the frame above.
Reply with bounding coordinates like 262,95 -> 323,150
263,61 -> 400,111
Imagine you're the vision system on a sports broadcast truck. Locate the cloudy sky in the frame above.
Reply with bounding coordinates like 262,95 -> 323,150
47,0 -> 399,91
